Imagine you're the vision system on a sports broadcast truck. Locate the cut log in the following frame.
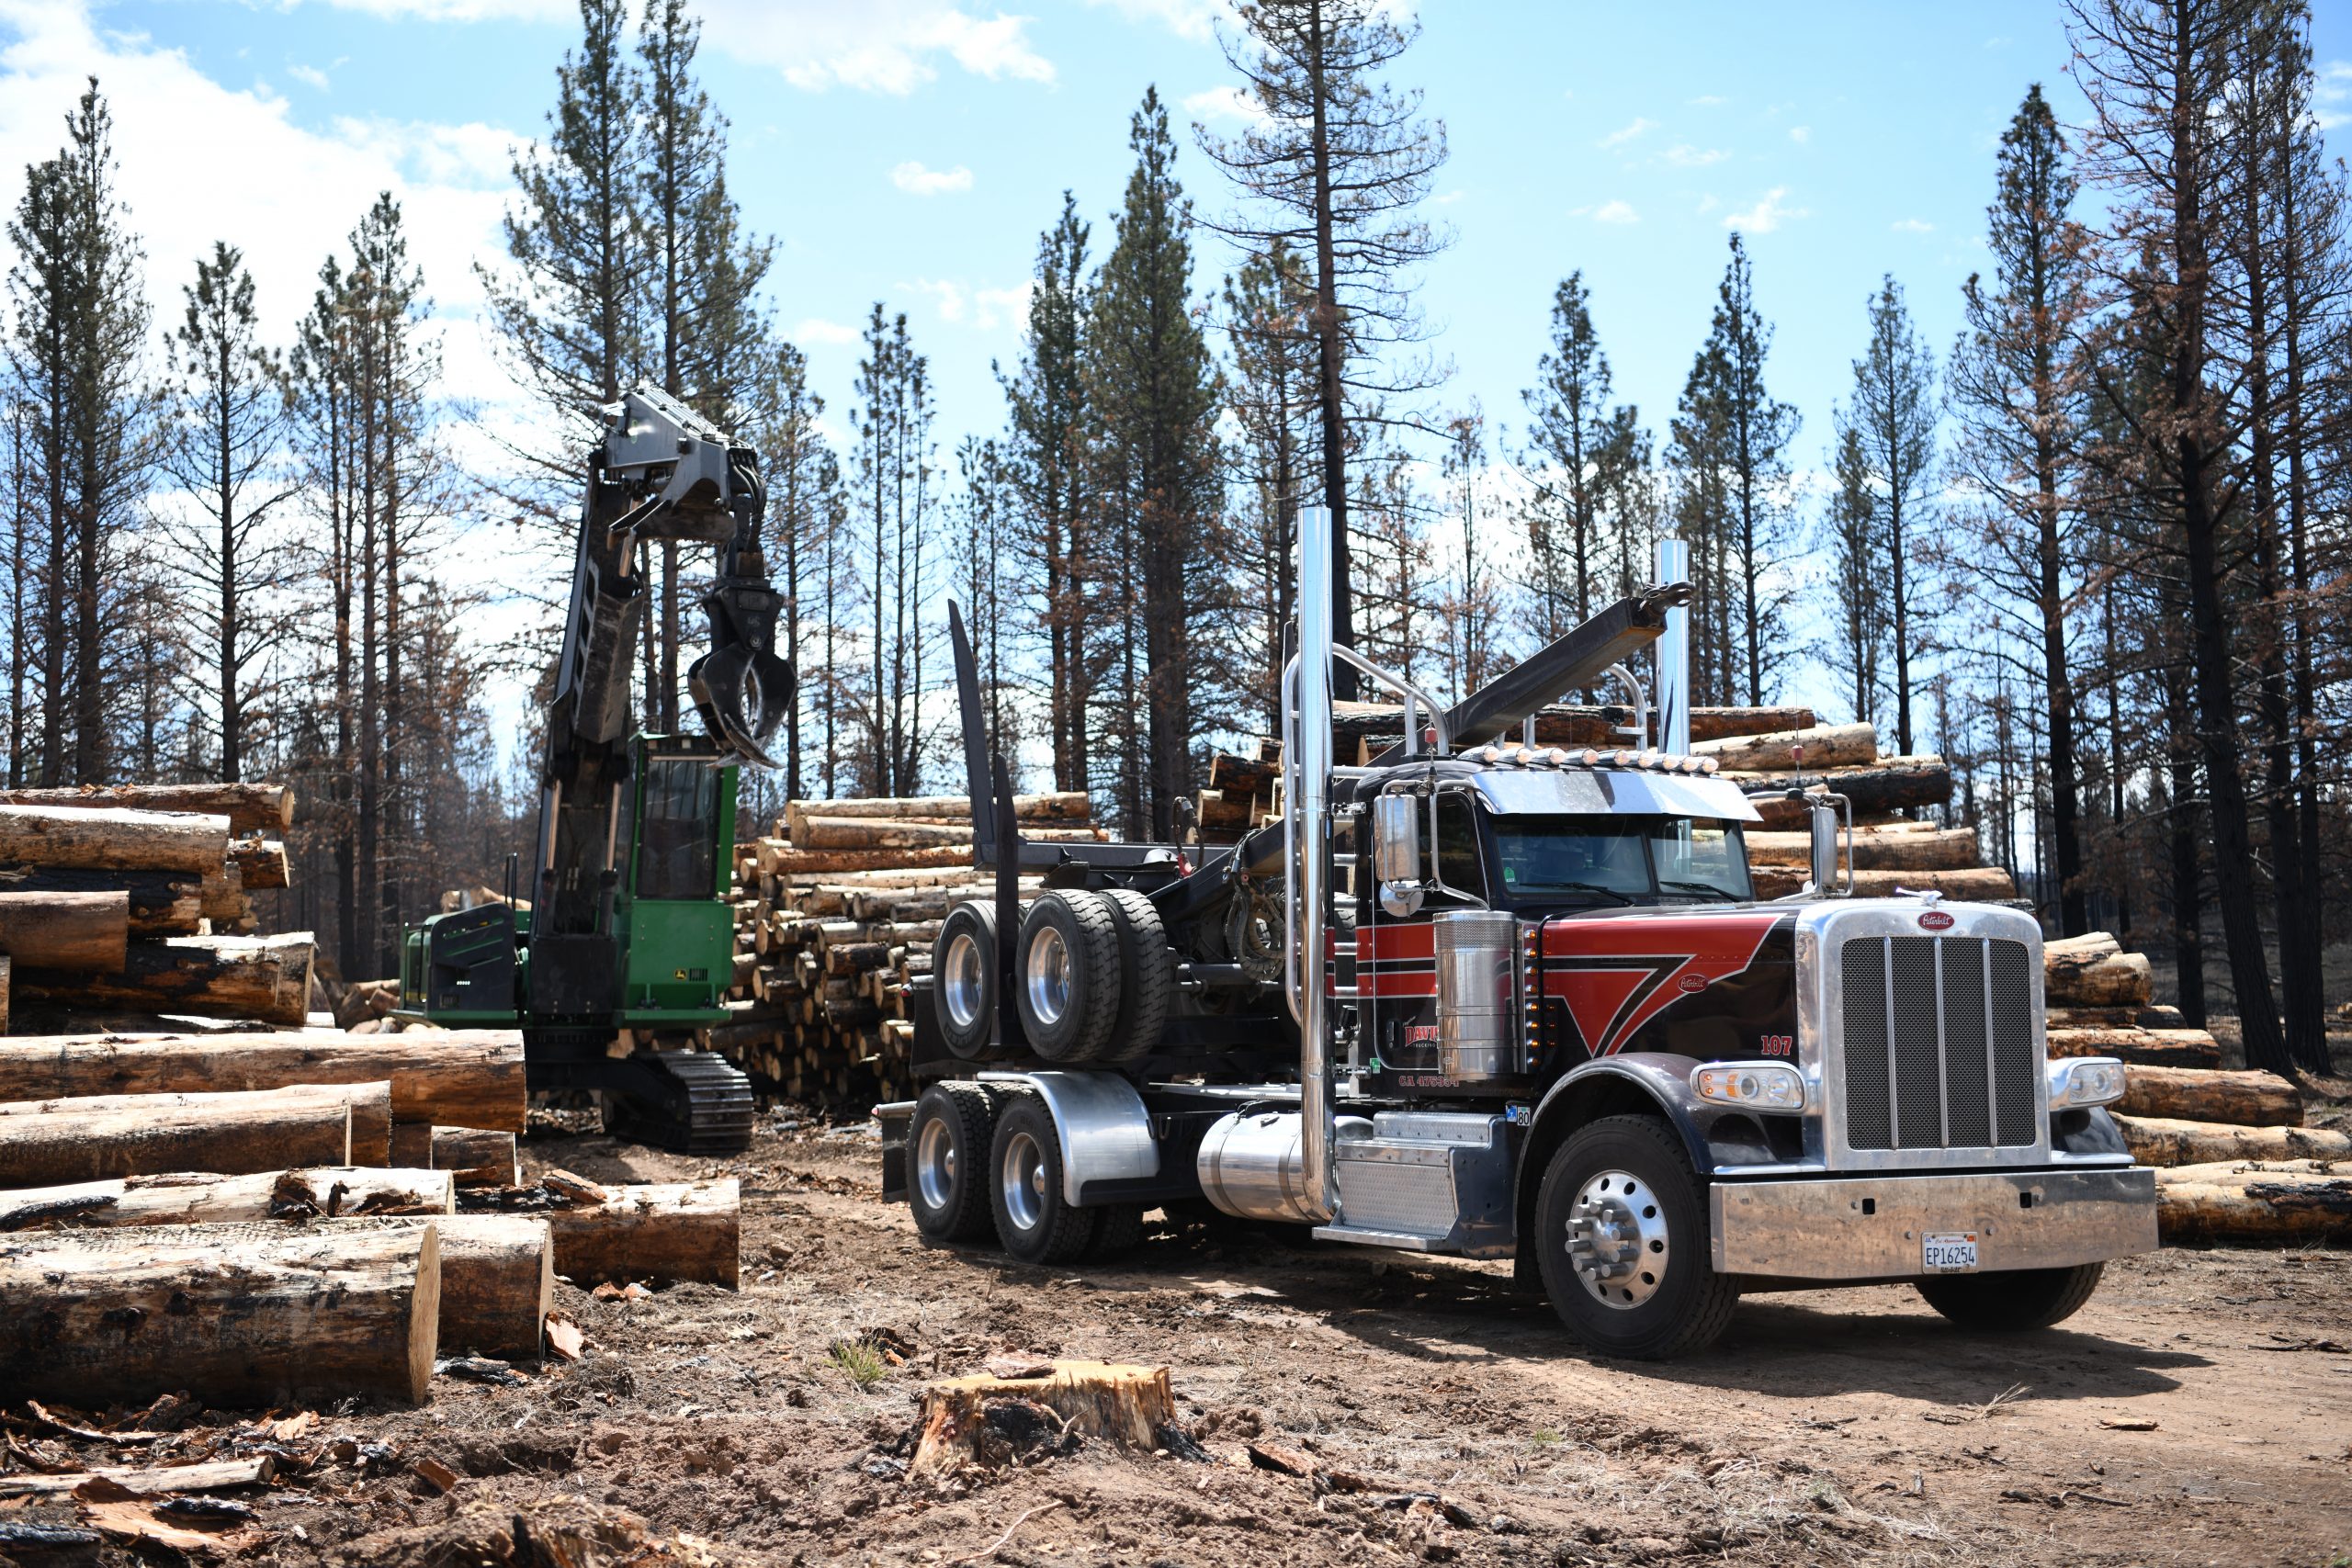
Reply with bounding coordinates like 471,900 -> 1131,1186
1749,865 -> 2017,901
2043,934 -> 2153,1008
389,1124 -> 518,1186
0,865 -> 206,938
793,818 -> 1101,852
911,1360 -> 1178,1476
0,804 -> 231,875
1693,721 -> 1877,773
0,784 -> 292,836
781,793 -> 1088,838
2112,1114 -> 2352,1167
1738,757 -> 1954,827
0,890 -> 129,972
14,932 -> 317,1027
2117,1066 -> 2301,1127
754,844 -> 979,877
0,1088 -> 353,1186
0,1080 -> 392,1167
0,1168 -> 452,1230
229,839 -> 289,890
1743,826 -> 1980,872
0,1456 -> 276,1498
539,1178 -> 738,1288
287,1214 -> 549,1360
2047,1027 -> 2222,1069
0,1030 -> 526,1134
2155,1161 -> 2352,1245
0,1220 -> 437,1406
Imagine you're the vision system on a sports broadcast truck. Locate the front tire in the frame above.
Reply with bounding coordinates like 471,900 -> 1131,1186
907,1082 -> 999,1243
989,1095 -> 1099,1264
1917,1263 -> 2104,1332
1533,1114 -> 1737,1360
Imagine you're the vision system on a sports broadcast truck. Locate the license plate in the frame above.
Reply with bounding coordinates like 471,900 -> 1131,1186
1923,1232 -> 1979,1274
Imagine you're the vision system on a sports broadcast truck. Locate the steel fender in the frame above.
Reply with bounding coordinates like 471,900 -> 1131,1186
2054,1104 -> 2131,1158
976,1070 -> 1158,1206
1541,1055 -> 1713,1162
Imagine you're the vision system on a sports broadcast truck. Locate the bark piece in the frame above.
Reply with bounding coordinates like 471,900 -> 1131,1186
0,805 -> 232,875
542,1178 -> 738,1288
1693,721 -> 1878,773
0,1220 -> 439,1406
910,1360 -> 1177,1475
2155,1161 -> 2352,1245
0,1168 -> 453,1229
0,891 -> 129,972
0,1082 -> 391,1167
389,1124 -> 518,1186
2112,1115 -> 2352,1168
2117,1066 -> 2301,1127
14,933 -> 315,1027
0,784 -> 292,836
0,1456 -> 275,1498
0,1088 -> 353,1185
0,1030 -> 527,1134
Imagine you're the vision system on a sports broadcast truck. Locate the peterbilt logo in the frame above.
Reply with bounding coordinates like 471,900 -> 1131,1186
1918,910 -> 1955,931
1678,974 -> 1709,993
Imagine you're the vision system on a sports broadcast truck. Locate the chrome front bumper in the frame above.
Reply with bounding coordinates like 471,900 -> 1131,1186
1710,1166 -> 2158,1280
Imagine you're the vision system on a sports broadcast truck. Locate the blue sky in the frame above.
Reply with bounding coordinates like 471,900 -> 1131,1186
4,0 -> 2349,725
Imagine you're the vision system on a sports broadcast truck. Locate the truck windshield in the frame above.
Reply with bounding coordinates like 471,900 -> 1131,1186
1492,816 -> 1752,905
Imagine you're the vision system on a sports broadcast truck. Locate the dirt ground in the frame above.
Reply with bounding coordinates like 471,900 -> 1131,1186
7,1117 -> 2350,1568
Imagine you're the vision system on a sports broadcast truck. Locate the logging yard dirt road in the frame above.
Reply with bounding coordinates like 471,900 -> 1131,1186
13,1106 -> 2348,1568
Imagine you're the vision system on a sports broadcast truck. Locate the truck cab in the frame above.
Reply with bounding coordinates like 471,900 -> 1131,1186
883,521 -> 2156,1359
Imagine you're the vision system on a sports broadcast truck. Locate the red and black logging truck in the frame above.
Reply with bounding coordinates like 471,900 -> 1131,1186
880,515 -> 2157,1359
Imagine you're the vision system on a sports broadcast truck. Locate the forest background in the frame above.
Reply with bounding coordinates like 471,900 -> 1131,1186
3,0 -> 2349,1077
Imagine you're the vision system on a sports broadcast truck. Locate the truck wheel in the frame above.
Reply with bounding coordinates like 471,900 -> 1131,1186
1014,891 -> 1121,1063
1534,1114 -> 1737,1360
934,902 -> 1001,1060
1916,1263 -> 2104,1332
908,1082 -> 999,1243
989,1095 -> 1100,1264
1088,1203 -> 1147,1258
1095,888 -> 1172,1065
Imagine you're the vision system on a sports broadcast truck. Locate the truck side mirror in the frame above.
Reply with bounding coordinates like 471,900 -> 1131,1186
1805,794 -> 1849,897
1372,794 -> 1424,917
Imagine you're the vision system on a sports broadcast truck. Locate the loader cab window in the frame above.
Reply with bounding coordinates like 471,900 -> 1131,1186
635,757 -> 720,900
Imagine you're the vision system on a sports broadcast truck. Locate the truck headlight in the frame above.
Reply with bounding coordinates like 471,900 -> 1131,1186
1690,1062 -> 1806,1111
2048,1056 -> 2127,1110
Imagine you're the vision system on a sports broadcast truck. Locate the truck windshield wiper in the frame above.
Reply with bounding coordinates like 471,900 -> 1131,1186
1658,879 -> 1739,902
1530,880 -> 1635,906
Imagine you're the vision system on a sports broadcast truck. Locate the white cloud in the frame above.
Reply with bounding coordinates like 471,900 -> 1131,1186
288,62 -> 332,91
794,317 -> 860,346
891,159 -> 974,195
1183,85 -> 1266,124
1591,199 -> 1639,225
1661,144 -> 1727,168
1598,116 -> 1656,150
1431,187 -> 1466,206
906,276 -> 1031,332
1694,194 -> 1720,215
1724,186 -> 1804,233
1789,125 -> 1811,143
1082,0 -> 1222,41
1688,94 -> 1727,107
1892,217 -> 1934,233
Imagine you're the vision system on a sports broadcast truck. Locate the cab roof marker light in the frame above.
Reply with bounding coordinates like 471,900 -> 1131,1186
1545,747 -> 1570,767
1579,748 -> 1602,767
1698,757 -> 1720,774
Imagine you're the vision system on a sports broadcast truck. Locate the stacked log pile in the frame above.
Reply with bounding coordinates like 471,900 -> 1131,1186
706,795 -> 1082,1105
0,784 -> 306,1033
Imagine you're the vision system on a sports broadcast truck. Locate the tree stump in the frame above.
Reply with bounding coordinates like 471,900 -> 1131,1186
910,1360 -> 1178,1475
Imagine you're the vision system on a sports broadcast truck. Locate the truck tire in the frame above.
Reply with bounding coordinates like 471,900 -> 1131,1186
1533,1114 -> 1738,1360
1014,890 -> 1121,1063
1095,888 -> 1172,1065
933,901 -> 1001,1060
1916,1263 -> 2104,1332
908,1081 -> 1000,1243
988,1094 -> 1099,1264
1087,1203 -> 1147,1258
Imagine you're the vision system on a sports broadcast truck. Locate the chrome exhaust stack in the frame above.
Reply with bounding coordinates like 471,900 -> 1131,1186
1282,502 -> 1339,1226
1654,536 -> 1690,755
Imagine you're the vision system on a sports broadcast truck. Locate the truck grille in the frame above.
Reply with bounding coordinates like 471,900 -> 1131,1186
1840,936 -> 2037,1151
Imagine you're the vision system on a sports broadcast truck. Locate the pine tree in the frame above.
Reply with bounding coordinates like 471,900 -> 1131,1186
1087,87 -> 1224,840
1218,239 -> 1317,731
745,338 -> 831,807
158,242 -> 291,784
1521,272 -> 1622,634
1825,423 -> 1888,727
1201,0 -> 1449,696
1844,276 -> 1939,754
1439,407 -> 1503,698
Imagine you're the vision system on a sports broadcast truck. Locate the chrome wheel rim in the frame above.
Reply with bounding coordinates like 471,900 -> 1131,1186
1024,926 -> 1071,1027
1566,1168 -> 1669,1309
1000,1129 -> 1046,1232
914,1115 -> 958,1212
943,931 -> 986,1031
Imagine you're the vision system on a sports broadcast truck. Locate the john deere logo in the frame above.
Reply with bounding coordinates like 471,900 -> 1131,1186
673,967 -> 688,980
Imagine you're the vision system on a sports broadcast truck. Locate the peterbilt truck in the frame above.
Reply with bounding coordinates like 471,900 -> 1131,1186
880,512 -> 2157,1359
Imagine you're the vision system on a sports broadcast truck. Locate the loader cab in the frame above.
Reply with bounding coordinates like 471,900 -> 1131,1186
607,738 -> 738,1020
